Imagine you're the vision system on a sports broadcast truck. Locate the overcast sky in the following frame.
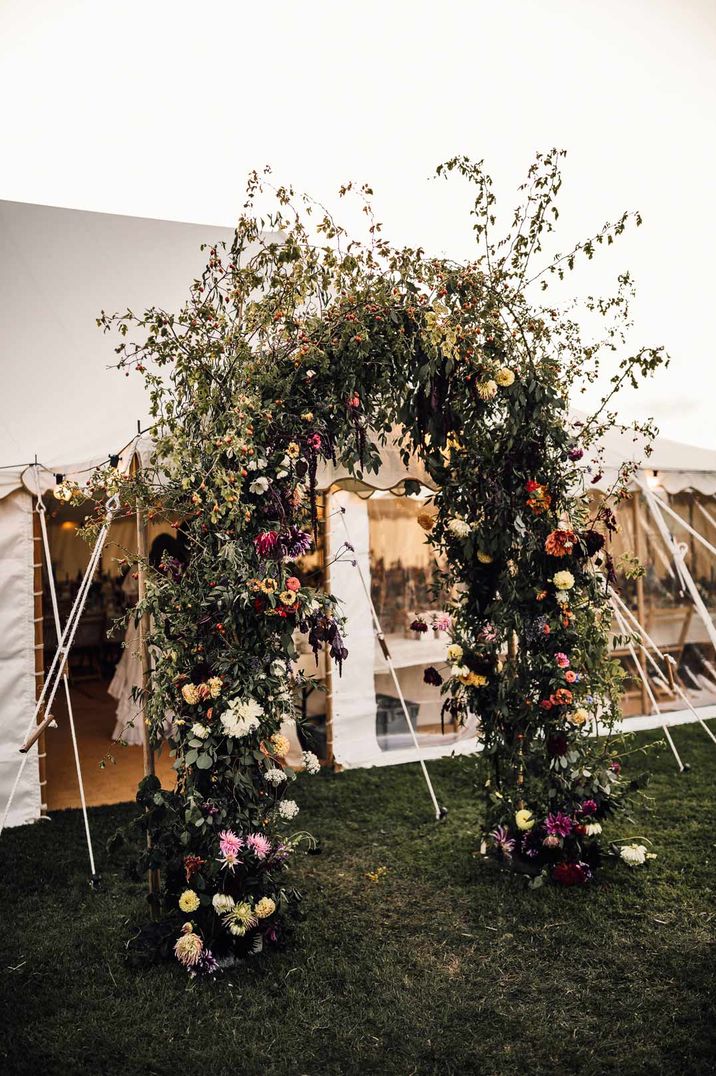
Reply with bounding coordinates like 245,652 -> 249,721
1,0 -> 715,449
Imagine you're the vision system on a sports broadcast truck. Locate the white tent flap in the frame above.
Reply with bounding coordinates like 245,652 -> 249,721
0,490 -> 41,826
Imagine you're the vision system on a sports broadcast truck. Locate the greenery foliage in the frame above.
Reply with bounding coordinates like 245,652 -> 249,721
75,151 -> 666,967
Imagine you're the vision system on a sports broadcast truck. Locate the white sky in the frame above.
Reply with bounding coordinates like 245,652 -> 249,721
1,0 -> 715,448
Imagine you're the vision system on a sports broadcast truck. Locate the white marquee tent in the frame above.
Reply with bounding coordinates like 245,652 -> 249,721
2,200 -> 716,829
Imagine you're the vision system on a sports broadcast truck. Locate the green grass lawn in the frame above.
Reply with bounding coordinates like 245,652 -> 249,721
1,724 -> 715,1076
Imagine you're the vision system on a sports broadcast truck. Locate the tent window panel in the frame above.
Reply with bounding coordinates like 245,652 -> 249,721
367,495 -> 447,635
366,494 -> 473,752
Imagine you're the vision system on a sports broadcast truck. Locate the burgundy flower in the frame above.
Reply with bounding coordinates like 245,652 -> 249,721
568,446 -> 584,462
410,618 -> 429,634
254,530 -> 280,557
547,733 -> 569,756
580,798 -> 598,815
423,666 -> 443,686
581,530 -> 605,557
552,861 -> 592,886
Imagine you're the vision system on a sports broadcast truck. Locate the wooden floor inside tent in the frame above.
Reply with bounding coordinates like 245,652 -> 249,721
44,678 -> 175,811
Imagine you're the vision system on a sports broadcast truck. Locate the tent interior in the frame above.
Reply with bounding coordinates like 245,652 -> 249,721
36,473 -> 716,814
38,481 -> 477,812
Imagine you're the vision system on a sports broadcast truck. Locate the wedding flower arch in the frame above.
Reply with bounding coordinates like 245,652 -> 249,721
85,152 -> 665,971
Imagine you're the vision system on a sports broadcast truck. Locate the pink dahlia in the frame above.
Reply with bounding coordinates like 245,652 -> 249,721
433,612 -> 453,632
247,832 -> 272,860
218,830 -> 244,870
490,825 -> 516,858
219,829 -> 243,857
545,811 -> 573,838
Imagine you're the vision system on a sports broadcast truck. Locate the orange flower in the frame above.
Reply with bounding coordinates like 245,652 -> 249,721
552,687 -> 573,705
526,484 -> 552,515
545,528 -> 576,557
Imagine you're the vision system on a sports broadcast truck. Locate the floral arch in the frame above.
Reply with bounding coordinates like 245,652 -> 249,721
82,152 -> 664,972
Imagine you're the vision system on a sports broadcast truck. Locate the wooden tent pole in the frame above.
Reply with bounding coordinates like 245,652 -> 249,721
632,492 -> 650,714
132,456 -> 161,916
322,489 -> 335,768
32,512 -> 48,815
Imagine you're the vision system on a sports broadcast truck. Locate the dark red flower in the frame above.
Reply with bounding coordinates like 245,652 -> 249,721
254,530 -> 280,557
547,732 -> 569,757
581,529 -> 605,557
423,666 -> 443,686
410,618 -> 429,633
552,861 -> 592,886
183,854 -> 205,882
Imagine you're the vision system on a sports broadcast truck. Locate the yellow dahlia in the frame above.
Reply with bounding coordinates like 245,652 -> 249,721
255,896 -> 276,919
181,683 -> 199,706
495,367 -> 516,387
476,380 -> 498,401
179,889 -> 201,913
553,570 -> 575,591
271,733 -> 290,757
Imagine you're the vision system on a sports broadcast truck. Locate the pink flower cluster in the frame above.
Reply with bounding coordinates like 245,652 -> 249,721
218,829 -> 244,871
554,652 -> 570,668
545,811 -> 573,838
247,832 -> 272,860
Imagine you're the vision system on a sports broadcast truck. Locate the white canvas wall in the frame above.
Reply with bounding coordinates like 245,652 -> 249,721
0,489 -> 41,826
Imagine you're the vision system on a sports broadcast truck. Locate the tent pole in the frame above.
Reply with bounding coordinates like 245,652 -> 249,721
337,506 -> 444,821
133,458 -> 161,918
32,513 -> 48,817
322,490 -> 336,767
643,486 -> 716,658
610,599 -> 687,772
632,490 -> 650,714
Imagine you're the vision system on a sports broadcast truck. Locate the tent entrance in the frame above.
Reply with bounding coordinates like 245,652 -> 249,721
41,496 -> 175,811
